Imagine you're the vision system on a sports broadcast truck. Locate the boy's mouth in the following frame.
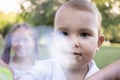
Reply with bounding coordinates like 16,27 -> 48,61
73,52 -> 82,56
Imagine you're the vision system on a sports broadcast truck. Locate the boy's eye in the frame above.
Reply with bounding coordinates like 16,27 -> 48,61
80,33 -> 89,37
61,31 -> 68,36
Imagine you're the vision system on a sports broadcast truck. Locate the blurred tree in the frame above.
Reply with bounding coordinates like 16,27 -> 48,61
92,0 -> 120,43
18,0 -> 120,43
1,0 -> 120,42
19,0 -> 68,26
0,11 -> 25,37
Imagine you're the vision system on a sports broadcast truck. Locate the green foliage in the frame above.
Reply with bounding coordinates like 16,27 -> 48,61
18,0 -> 68,26
92,0 -> 120,43
19,0 -> 120,43
0,0 -> 120,42
0,12 -> 25,37
0,12 -> 16,30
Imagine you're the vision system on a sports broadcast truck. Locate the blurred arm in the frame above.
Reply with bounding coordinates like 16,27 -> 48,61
86,59 -> 120,80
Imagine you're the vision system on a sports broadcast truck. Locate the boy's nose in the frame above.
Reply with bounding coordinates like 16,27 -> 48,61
71,36 -> 80,48
75,41 -> 80,48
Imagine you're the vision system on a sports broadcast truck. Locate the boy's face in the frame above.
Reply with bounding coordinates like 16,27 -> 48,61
54,7 -> 104,67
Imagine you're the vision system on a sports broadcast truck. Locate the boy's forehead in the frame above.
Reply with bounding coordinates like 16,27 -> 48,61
55,6 -> 96,21
54,0 -> 101,32
55,6 -> 100,34
55,7 -> 96,25
56,0 -> 96,16
54,7 -> 99,34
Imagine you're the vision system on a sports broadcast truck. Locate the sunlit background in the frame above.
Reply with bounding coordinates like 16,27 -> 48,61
0,0 -> 20,13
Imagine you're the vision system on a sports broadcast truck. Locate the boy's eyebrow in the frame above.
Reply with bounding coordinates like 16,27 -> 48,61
78,28 -> 93,32
56,27 -> 69,31
56,25 -> 98,34
79,28 -> 99,36
78,28 -> 96,33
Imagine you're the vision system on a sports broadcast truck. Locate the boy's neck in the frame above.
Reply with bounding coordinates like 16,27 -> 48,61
63,64 -> 89,80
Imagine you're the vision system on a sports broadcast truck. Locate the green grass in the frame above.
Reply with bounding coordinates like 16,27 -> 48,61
94,46 -> 120,69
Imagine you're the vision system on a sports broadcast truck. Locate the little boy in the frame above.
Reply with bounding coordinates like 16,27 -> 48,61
20,0 -> 104,80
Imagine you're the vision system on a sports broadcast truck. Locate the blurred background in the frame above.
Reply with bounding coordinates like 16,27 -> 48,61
0,0 -> 120,69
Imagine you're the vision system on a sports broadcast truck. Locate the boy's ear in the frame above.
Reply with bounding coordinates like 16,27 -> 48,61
97,35 -> 105,51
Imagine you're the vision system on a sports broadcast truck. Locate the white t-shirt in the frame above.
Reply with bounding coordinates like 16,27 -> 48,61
9,61 -> 35,79
19,59 -> 99,80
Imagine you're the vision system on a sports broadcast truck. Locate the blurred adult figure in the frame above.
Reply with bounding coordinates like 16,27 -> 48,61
1,23 -> 40,79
